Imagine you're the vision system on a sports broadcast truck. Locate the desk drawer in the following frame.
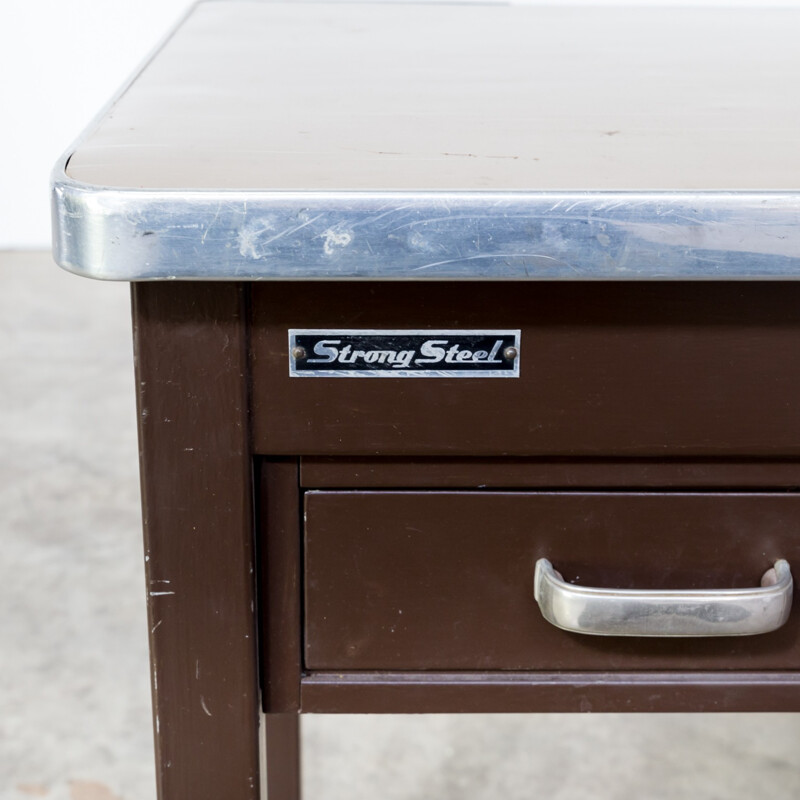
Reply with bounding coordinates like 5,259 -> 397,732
304,491 -> 799,671
251,282 -> 800,457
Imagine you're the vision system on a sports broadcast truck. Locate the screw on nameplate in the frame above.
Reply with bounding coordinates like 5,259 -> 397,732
288,329 -> 521,378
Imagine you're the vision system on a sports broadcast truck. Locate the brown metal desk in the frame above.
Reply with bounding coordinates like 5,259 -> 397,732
53,3 -> 800,798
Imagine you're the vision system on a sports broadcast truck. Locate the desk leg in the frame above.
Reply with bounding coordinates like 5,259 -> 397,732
266,714 -> 301,800
132,283 -> 261,800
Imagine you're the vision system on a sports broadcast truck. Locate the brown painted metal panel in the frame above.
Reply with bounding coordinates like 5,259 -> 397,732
300,671 -> 800,713
133,283 -> 260,800
251,282 -> 800,457
301,457 -> 800,489
259,459 -> 302,712
305,491 -> 800,671
265,714 -> 301,800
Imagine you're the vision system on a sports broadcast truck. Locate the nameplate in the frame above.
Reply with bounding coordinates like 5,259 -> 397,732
289,329 -> 520,378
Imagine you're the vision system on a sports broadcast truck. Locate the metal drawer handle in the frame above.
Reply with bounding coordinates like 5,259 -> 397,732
533,558 -> 792,637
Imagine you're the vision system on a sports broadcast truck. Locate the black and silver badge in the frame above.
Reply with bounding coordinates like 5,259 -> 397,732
289,329 -> 520,377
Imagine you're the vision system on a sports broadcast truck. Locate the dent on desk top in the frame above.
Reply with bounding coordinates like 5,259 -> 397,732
53,1 -> 800,280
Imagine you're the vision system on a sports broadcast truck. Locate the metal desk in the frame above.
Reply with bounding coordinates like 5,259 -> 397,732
53,3 -> 800,798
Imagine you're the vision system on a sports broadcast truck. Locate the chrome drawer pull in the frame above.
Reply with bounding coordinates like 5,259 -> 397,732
533,558 -> 792,637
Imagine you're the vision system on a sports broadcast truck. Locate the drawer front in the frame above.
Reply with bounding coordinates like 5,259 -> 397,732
251,282 -> 800,457
304,491 -> 800,670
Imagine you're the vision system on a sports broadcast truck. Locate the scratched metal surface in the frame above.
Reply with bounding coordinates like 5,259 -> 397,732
53,1 -> 800,280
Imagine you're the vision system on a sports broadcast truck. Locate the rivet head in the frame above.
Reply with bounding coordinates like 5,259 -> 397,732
503,346 -> 518,361
291,345 -> 307,360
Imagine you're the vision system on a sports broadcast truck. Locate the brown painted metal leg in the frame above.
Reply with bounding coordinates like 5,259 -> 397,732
133,283 -> 261,800
259,459 -> 302,713
266,714 -> 301,800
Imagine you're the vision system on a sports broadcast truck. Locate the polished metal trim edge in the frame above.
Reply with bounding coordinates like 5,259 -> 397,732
52,168 -> 800,281
533,558 -> 793,638
49,0 -> 199,280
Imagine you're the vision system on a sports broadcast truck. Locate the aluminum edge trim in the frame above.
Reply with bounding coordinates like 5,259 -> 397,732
52,165 -> 800,281
48,0 -> 199,280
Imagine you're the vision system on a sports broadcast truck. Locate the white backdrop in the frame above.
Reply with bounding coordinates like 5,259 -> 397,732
2,0 -> 799,250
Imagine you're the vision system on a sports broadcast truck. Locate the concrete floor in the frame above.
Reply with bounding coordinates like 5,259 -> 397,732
3,250 -> 800,800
